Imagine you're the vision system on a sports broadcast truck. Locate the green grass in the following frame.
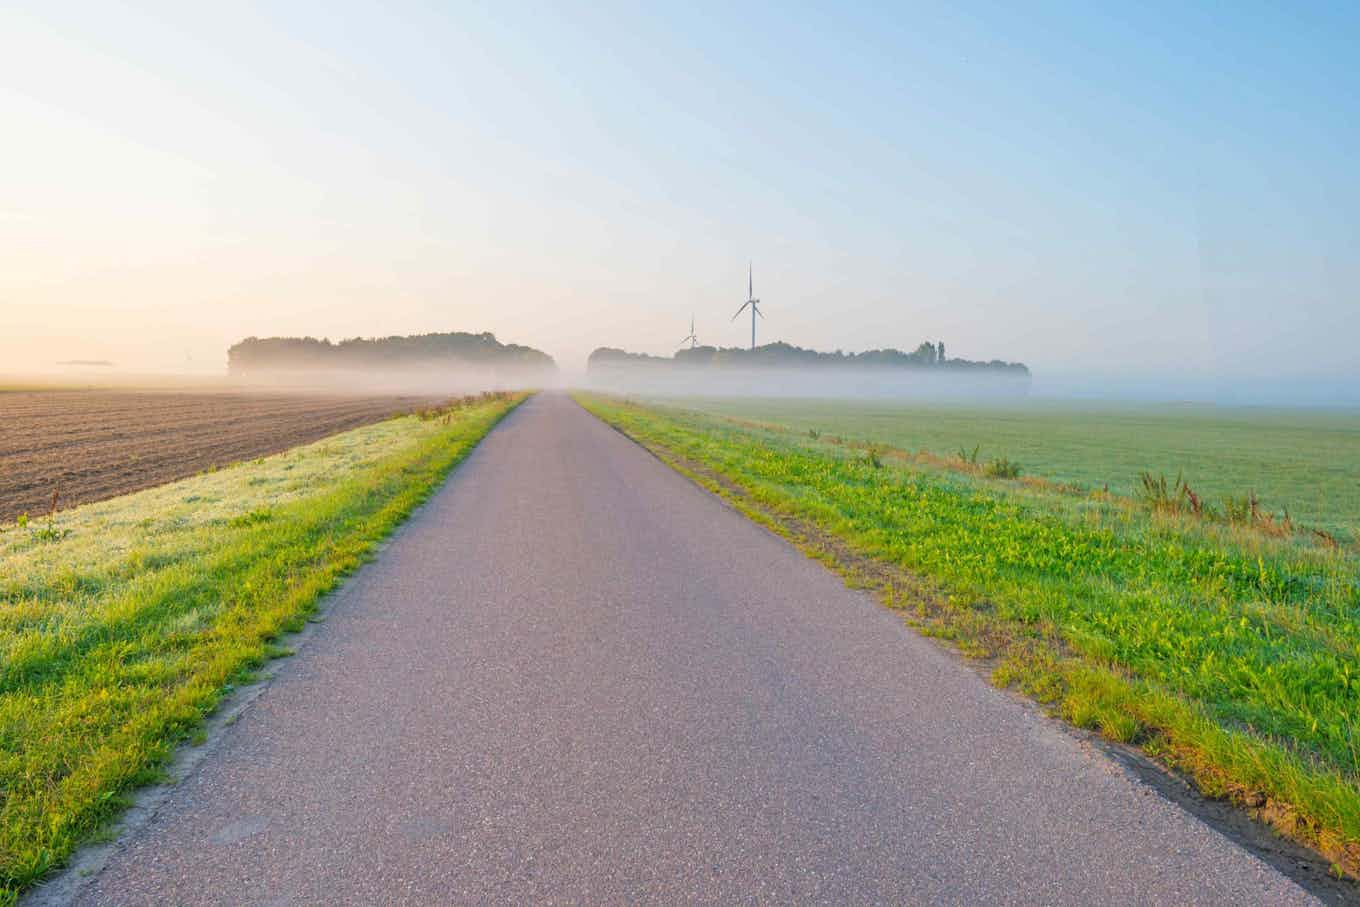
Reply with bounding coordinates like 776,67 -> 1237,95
663,396 -> 1360,538
576,393 -> 1360,876
0,392 -> 525,902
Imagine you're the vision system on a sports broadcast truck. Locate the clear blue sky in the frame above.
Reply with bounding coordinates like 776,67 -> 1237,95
2,2 -> 1356,399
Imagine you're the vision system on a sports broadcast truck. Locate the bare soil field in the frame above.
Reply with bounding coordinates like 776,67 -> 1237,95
0,388 -> 439,522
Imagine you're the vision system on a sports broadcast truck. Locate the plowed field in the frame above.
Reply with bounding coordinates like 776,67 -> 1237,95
0,389 -> 437,522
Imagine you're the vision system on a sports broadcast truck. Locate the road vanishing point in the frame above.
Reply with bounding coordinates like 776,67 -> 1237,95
49,394 -> 1319,905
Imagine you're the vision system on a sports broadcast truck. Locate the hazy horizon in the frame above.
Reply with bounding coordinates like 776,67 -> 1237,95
3,3 -> 1357,404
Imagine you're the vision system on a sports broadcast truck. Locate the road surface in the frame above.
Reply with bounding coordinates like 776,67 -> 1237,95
55,393 -> 1317,904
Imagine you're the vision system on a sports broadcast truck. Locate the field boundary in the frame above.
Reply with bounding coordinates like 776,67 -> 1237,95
575,394 -> 1359,898
0,388 -> 449,525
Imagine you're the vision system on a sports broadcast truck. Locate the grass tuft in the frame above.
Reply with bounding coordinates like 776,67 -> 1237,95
984,456 -> 1023,479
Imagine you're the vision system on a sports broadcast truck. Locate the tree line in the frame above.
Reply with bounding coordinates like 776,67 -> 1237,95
228,332 -> 556,373
588,340 -> 1028,375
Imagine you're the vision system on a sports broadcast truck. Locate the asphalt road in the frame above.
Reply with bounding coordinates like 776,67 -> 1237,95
58,393 -> 1317,905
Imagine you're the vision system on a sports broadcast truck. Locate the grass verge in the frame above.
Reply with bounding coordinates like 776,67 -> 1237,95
662,395 -> 1360,539
575,393 -> 1360,880
0,391 -> 525,903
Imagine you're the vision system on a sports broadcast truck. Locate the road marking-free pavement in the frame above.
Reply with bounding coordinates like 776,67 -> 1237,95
56,393 -> 1319,905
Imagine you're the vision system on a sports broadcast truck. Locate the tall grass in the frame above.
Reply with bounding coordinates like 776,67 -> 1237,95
1138,471 -> 1301,538
984,456 -> 1023,479
0,393 -> 524,902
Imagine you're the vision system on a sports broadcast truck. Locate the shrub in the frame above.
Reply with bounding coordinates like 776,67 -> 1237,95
985,457 -> 1022,479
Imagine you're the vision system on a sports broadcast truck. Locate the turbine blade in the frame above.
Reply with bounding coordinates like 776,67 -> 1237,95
731,302 -> 749,320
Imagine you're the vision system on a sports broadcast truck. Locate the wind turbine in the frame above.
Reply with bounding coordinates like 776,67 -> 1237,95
681,314 -> 699,349
731,262 -> 763,350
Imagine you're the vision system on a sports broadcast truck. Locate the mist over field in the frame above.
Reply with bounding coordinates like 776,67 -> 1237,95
16,362 -> 1357,409
1032,372 -> 1360,409
227,364 -> 560,396
0,365 -> 556,399
583,365 -> 1030,401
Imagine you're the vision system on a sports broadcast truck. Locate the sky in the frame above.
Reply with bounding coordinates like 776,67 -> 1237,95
1,1 -> 1357,400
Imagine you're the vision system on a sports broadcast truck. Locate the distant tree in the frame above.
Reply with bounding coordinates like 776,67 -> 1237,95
228,331 -> 555,374
588,339 -> 1027,376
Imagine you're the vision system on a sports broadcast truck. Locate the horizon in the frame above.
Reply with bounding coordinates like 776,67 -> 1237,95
12,326 -> 1360,407
3,3 -> 1357,403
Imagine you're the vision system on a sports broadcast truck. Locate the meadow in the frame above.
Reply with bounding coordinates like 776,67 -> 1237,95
0,392 -> 523,903
576,393 -> 1360,877
665,396 -> 1360,539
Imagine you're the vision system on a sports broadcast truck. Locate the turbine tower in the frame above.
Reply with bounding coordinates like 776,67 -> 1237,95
681,314 -> 699,349
731,262 -> 763,350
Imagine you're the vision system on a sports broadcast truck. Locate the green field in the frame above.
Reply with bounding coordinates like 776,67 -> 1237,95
661,397 -> 1360,539
0,393 -> 523,902
577,393 -> 1360,876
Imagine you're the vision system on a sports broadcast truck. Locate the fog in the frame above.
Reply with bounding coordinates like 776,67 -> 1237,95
224,363 -> 560,397
18,360 -> 1359,410
581,365 -> 1030,402
576,362 -> 1360,410
1029,372 -> 1360,409
0,364 -> 559,400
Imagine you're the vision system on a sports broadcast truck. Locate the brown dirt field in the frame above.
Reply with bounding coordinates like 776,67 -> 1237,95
0,388 -> 441,523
